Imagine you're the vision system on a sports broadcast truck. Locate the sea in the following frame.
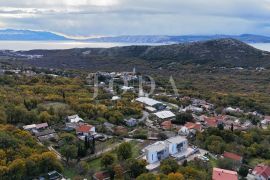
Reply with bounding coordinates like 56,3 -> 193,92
0,41 -> 269,51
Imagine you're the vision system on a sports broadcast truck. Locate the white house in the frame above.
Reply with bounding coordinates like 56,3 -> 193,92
67,114 -> 84,123
144,141 -> 169,164
23,123 -> 48,131
144,136 -> 188,164
165,136 -> 188,155
180,105 -> 203,113
154,110 -> 176,120
136,97 -> 162,107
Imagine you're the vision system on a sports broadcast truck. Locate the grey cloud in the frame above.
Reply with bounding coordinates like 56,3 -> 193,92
0,0 -> 270,36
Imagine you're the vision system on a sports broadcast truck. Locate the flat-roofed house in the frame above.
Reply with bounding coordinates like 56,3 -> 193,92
145,141 -> 169,164
165,136 -> 188,155
23,123 -> 48,131
154,110 -> 176,121
136,97 -> 166,110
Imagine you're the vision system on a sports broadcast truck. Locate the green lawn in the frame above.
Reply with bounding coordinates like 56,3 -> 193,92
87,140 -> 142,171
88,157 -> 103,172
62,166 -> 78,179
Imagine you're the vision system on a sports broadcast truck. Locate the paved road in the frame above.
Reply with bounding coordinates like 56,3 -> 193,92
139,111 -> 149,122
48,145 -> 62,160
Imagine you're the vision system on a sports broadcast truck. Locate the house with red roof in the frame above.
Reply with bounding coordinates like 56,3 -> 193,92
185,122 -> 202,132
204,117 -> 218,127
252,164 -> 270,180
76,123 -> 95,136
223,151 -> 243,170
212,168 -> 238,180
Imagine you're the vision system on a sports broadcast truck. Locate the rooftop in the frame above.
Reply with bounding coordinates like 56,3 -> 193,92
166,136 -> 187,144
145,141 -> 167,152
223,151 -> 242,161
136,97 -> 162,106
212,168 -> 238,180
252,164 -> 270,179
76,124 -> 94,133
154,110 -> 175,119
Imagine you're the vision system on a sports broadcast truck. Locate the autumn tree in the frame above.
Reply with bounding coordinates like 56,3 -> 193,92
168,172 -> 184,180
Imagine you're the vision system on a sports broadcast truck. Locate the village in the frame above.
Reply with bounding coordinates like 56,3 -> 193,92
12,67 -> 270,180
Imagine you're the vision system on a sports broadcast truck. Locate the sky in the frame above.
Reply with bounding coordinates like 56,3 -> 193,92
0,0 -> 270,37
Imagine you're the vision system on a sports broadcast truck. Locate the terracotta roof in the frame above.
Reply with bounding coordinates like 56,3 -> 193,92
205,117 -> 218,127
212,168 -> 238,180
76,124 -> 94,133
253,164 -> 270,180
161,120 -> 172,129
185,122 -> 202,131
223,151 -> 242,161
93,171 -> 110,180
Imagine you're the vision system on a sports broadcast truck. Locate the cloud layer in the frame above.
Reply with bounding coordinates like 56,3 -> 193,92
0,0 -> 270,36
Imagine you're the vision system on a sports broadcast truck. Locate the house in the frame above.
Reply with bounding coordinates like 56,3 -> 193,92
136,97 -> 166,110
223,151 -> 243,169
76,124 -> 95,136
144,136 -> 189,164
261,116 -> 270,127
185,122 -> 202,132
35,123 -> 49,130
204,117 -> 218,127
121,86 -> 134,91
154,111 -> 176,121
212,168 -> 238,180
145,106 -> 157,112
161,120 -> 172,130
145,141 -> 169,164
165,136 -> 188,155
112,96 -> 120,101
23,123 -> 48,131
251,164 -> 270,180
35,129 -> 58,141
66,114 -> 84,123
47,170 -> 63,180
114,126 -> 128,136
225,107 -> 244,113
124,118 -> 137,127
103,122 -> 115,133
178,126 -> 190,136
180,105 -> 203,113
23,124 -> 37,131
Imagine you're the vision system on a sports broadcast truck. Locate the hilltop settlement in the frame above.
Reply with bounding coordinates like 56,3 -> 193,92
0,63 -> 270,180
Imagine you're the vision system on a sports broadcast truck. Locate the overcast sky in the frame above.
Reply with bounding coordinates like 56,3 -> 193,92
0,0 -> 270,37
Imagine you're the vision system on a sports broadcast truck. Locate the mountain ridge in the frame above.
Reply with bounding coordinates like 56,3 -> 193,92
1,29 -> 270,43
7,38 -> 270,70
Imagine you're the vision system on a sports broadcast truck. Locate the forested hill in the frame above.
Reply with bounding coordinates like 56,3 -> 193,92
11,38 -> 270,70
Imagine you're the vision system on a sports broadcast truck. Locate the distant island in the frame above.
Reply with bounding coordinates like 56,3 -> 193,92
2,29 -> 270,43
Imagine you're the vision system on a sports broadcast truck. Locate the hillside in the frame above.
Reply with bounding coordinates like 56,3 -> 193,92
0,29 -> 68,41
11,38 -> 269,71
87,34 -> 270,43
